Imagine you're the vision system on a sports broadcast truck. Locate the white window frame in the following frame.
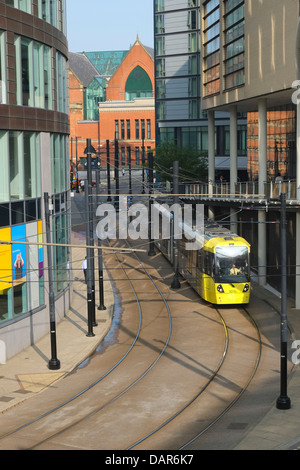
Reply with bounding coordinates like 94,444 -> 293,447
0,31 -> 7,105
15,36 -> 53,109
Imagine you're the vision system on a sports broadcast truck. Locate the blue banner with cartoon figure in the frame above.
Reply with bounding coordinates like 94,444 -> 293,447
11,225 -> 27,285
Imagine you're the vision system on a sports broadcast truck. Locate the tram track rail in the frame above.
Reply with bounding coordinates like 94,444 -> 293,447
37,242 -> 231,451
0,239 -> 264,451
106,239 -> 234,450
118,240 -> 263,450
178,306 -> 262,450
125,306 -> 229,450
123,300 -> 262,450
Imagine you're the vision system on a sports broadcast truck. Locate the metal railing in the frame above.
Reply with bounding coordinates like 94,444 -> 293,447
183,180 -> 299,203
264,181 -> 297,200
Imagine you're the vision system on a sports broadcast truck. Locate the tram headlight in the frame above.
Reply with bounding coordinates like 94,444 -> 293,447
243,284 -> 250,292
217,285 -> 224,293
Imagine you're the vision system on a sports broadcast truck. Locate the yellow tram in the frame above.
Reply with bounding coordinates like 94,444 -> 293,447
154,206 -> 251,305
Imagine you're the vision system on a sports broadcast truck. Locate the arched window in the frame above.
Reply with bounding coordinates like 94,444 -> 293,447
125,66 -> 152,100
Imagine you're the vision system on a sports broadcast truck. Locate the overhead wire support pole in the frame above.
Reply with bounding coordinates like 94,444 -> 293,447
85,139 -> 97,335
85,182 -> 95,337
276,192 -> 291,410
106,139 -> 112,202
114,138 -> 119,211
87,140 -> 97,327
141,130 -> 145,194
76,137 -> 79,193
148,151 -> 155,257
44,192 -> 61,370
128,146 -> 132,198
96,146 -> 106,311
171,161 -> 181,289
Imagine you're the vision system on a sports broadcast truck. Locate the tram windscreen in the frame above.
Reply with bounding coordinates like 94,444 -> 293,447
214,245 -> 250,283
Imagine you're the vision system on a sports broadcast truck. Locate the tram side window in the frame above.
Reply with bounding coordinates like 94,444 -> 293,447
187,249 -> 197,273
199,249 -> 204,271
200,250 -> 214,276
197,251 -> 201,270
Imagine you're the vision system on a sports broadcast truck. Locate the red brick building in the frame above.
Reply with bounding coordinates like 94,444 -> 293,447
69,37 -> 155,170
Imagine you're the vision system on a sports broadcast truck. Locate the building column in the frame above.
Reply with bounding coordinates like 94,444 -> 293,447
208,110 -> 215,220
258,211 -> 267,286
230,105 -> 238,232
230,105 -> 238,194
258,99 -> 267,195
258,99 -> 267,286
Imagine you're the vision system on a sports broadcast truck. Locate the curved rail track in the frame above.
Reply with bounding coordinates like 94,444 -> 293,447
0,241 -> 264,450
125,305 -> 262,451
0,240 -> 173,448
178,306 -> 262,450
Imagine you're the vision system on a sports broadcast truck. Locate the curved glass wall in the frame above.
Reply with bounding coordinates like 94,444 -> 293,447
0,1 -> 70,332
0,131 -> 70,326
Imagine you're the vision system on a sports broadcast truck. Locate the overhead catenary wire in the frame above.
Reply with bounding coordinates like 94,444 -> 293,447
0,163 -> 291,288
0,239 -> 146,253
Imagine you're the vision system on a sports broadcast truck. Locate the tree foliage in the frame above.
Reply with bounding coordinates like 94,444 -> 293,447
153,142 -> 208,182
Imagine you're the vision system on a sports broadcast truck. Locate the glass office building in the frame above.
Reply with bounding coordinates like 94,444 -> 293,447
202,0 -> 245,96
200,0 -> 298,182
0,0 -> 70,359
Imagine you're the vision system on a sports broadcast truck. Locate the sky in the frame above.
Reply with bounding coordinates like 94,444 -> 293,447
66,0 -> 154,53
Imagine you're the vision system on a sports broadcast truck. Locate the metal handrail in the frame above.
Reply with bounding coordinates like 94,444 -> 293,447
183,180 -> 299,202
